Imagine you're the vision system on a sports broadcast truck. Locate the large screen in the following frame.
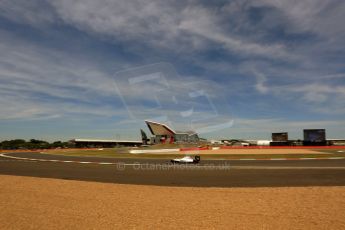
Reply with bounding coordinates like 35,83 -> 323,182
272,132 -> 288,142
303,129 -> 326,142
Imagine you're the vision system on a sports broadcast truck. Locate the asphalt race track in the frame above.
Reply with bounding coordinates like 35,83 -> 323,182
1,152 -> 345,187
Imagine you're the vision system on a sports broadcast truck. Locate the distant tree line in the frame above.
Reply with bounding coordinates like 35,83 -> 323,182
0,139 -> 75,150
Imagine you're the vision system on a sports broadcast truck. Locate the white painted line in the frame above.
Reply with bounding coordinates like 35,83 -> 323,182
120,163 -> 141,166
270,158 -> 287,161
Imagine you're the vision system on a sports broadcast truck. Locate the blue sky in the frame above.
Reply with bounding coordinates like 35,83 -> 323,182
0,0 -> 345,141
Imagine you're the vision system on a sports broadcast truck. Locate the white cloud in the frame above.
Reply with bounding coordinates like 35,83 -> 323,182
0,30 -> 126,120
251,69 -> 269,94
0,0 -> 302,60
252,0 -> 345,38
223,118 -> 345,139
0,0 -> 56,26
0,0 -> 344,138
2,0 -> 344,54
250,74 -> 345,114
0,31 -> 231,122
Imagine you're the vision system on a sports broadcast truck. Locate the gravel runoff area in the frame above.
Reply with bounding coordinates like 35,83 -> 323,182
1,175 -> 344,229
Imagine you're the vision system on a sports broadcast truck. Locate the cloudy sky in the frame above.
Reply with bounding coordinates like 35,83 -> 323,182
0,0 -> 344,141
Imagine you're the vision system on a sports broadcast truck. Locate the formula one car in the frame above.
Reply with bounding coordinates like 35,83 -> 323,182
170,155 -> 201,164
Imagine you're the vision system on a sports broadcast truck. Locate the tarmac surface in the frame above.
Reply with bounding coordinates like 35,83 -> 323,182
1,152 -> 345,187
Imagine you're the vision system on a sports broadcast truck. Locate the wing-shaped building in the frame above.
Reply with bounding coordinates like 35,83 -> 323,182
145,120 -> 199,144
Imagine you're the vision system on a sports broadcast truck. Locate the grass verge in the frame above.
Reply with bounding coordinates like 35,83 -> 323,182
42,148 -> 345,160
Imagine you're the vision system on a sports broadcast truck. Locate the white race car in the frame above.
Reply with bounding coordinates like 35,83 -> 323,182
170,155 -> 201,164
